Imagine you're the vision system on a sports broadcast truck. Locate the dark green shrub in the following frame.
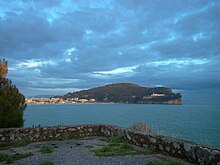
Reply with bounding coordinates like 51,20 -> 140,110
108,136 -> 122,143
14,139 -> 30,147
59,132 -> 73,141
93,136 -> 152,157
39,161 -> 54,165
40,146 -> 54,154
146,161 -> 164,165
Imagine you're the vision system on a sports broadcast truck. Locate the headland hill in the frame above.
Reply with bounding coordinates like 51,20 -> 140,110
26,83 -> 182,105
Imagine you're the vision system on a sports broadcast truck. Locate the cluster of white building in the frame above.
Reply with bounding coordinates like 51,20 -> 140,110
143,93 -> 165,99
25,97 -> 96,104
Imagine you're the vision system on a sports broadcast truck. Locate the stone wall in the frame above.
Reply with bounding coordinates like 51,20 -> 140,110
100,125 -> 220,165
0,124 -> 220,165
0,124 -> 102,143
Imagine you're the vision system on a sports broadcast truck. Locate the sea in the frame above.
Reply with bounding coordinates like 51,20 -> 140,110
24,104 -> 220,148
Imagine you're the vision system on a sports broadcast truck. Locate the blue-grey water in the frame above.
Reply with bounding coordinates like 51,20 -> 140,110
24,104 -> 220,148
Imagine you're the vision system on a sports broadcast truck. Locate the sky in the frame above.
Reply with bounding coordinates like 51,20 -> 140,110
0,0 -> 220,104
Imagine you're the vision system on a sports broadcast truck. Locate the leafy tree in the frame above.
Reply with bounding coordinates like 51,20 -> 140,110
0,59 -> 26,128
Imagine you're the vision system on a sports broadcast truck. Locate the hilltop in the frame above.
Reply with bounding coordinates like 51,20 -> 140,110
56,83 -> 182,104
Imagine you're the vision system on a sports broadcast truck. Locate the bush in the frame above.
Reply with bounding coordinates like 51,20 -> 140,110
59,132 -> 73,141
39,161 -> 54,165
0,59 -> 26,128
40,146 -> 54,154
93,136 -> 154,157
108,136 -> 123,143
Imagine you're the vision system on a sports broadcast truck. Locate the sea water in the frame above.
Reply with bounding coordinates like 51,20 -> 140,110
24,104 -> 220,147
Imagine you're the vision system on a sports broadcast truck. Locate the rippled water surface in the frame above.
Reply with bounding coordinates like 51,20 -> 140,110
24,104 -> 220,147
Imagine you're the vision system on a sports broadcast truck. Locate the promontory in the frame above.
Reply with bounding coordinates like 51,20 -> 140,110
55,83 -> 182,105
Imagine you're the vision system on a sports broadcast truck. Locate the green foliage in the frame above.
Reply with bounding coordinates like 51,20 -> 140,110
59,132 -> 73,141
0,152 -> 33,164
93,142 -> 135,157
166,161 -> 182,165
0,69 -> 26,128
144,144 -> 156,154
0,139 -> 30,151
107,136 -> 123,143
93,136 -> 151,157
146,160 -> 182,165
40,146 -> 54,154
13,139 -> 30,147
146,161 -> 165,165
39,161 -> 54,165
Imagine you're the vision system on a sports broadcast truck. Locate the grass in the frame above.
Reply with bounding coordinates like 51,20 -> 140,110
0,143 -> 13,151
166,161 -> 183,165
13,139 -> 30,147
40,146 -> 55,154
107,136 -> 122,143
0,152 -> 33,164
59,132 -> 74,141
93,142 -> 136,156
0,139 -> 30,150
93,136 -> 156,157
144,144 -> 156,154
38,161 -> 54,165
146,160 -> 183,165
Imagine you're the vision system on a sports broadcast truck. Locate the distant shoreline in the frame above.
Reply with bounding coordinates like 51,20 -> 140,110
26,102 -> 181,105
26,102 -> 117,105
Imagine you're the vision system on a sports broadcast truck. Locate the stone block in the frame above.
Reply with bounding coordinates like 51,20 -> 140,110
1,137 -> 5,141
150,137 -> 157,143
184,143 -> 192,152
159,144 -> 163,150
211,150 -> 220,156
10,134 -> 15,140
69,128 -> 76,131
88,128 -> 93,133
140,138 -> 145,143
173,142 -> 180,149
125,133 -> 132,141
165,146 -> 170,152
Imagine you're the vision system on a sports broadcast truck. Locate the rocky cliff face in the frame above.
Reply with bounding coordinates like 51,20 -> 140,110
166,98 -> 182,105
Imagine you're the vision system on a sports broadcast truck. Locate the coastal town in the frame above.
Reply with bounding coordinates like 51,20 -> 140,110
25,93 -> 167,104
25,97 -> 96,104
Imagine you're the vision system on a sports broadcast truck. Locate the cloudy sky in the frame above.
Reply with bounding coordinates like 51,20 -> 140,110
0,0 -> 220,104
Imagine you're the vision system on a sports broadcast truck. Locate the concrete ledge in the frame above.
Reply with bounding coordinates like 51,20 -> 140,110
0,124 -> 220,164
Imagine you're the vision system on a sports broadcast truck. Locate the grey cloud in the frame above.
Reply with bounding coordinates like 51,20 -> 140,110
0,0 -> 219,101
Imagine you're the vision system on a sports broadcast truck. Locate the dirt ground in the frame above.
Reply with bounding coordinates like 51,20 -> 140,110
0,137 -> 195,165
